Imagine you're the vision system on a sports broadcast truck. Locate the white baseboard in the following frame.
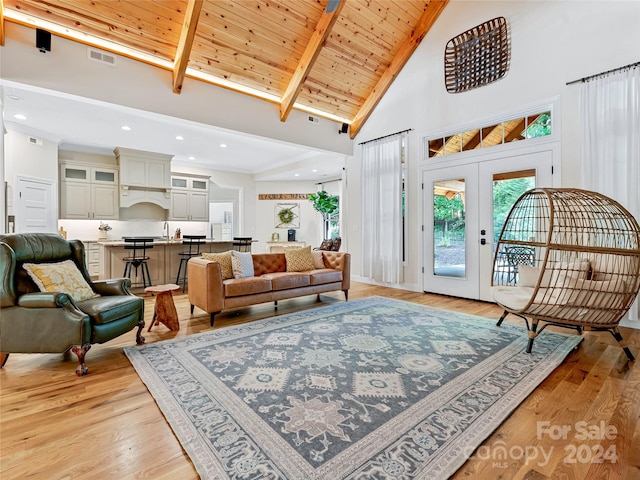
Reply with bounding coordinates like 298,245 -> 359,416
352,275 -> 422,293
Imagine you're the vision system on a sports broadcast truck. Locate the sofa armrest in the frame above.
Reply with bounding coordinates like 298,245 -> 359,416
18,291 -> 78,309
188,257 -> 225,314
322,251 -> 351,291
92,278 -> 133,296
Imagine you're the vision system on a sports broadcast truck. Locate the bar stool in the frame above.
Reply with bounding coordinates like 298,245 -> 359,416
176,234 -> 206,292
123,238 -> 154,288
232,237 -> 252,252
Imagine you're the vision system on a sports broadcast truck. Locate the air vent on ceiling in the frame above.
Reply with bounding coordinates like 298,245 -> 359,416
28,136 -> 43,146
308,115 -> 319,124
87,47 -> 117,67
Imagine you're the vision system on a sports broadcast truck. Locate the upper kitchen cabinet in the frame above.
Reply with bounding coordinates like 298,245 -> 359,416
60,162 -> 119,219
115,147 -> 172,209
169,173 -> 210,221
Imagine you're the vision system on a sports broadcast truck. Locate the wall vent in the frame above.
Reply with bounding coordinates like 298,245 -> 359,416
87,47 -> 117,67
27,136 -> 43,146
307,115 -> 319,124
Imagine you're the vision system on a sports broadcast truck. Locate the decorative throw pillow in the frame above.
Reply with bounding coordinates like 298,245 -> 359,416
202,251 -> 234,280
23,259 -> 96,302
285,246 -> 316,272
318,239 -> 333,251
311,250 -> 325,269
231,250 -> 254,278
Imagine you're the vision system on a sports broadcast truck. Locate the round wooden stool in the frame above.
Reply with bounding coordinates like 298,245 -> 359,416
144,283 -> 181,332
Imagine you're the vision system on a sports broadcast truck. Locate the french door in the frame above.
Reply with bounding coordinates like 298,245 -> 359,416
422,147 -> 555,301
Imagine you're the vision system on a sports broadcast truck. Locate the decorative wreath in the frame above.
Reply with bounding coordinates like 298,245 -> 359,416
278,208 -> 294,224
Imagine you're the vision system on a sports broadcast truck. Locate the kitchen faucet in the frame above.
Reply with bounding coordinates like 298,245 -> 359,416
163,221 -> 170,240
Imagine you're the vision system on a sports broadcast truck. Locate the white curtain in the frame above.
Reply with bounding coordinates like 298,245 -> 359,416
581,66 -> 640,320
361,133 -> 404,284
581,66 -> 640,220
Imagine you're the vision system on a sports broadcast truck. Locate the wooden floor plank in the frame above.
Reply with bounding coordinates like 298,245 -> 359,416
1,282 -> 639,479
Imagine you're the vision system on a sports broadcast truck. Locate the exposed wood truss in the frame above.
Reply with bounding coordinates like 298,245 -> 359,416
173,0 -> 204,94
2,0 -> 449,137
280,0 -> 345,122
0,0 -> 5,46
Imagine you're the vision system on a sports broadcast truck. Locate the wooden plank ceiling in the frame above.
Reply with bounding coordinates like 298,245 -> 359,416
2,0 -> 449,138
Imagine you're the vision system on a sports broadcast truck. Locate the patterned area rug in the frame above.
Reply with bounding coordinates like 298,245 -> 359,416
125,296 -> 582,479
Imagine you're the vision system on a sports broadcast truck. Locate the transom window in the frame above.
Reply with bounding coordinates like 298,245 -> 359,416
427,111 -> 551,158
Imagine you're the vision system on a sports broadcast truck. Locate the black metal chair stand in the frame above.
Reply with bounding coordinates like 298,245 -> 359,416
123,238 -> 154,288
176,235 -> 206,292
232,237 -> 252,252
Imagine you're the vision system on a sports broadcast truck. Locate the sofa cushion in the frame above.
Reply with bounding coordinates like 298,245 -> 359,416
201,251 -> 233,279
285,246 -> 315,272
231,251 -> 255,278
253,254 -> 287,276
23,259 -> 97,302
262,272 -> 311,291
224,277 -> 272,297
309,269 -> 343,285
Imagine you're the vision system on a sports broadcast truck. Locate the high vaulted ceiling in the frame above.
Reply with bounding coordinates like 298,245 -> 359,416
1,0 -> 449,139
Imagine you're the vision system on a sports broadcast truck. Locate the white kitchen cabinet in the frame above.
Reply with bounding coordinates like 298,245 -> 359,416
169,174 -> 210,221
84,241 -> 102,279
60,163 -> 119,220
115,147 -> 172,209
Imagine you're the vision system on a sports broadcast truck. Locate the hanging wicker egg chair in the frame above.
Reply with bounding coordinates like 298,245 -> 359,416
492,188 -> 640,361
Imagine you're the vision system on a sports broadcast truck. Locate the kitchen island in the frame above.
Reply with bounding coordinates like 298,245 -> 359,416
98,239 -> 235,288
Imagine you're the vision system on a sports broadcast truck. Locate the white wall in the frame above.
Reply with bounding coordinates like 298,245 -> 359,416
254,182 -> 320,253
349,0 -> 640,290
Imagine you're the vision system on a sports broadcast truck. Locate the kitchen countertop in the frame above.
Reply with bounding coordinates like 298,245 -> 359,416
97,238 -> 234,246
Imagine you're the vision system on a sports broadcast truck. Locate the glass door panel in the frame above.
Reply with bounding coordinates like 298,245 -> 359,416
433,179 -> 466,278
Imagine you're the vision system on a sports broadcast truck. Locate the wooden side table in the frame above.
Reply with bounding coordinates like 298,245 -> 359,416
144,283 -> 181,332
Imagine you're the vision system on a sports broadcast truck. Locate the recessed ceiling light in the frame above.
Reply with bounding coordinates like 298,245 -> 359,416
121,125 -> 131,131
176,135 -> 184,140
312,169 -> 318,173
14,114 -> 27,120
294,173 -> 300,177
188,156 -> 195,160
219,143 -> 228,148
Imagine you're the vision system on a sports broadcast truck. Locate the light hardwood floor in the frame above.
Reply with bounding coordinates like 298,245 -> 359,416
1,283 -> 639,479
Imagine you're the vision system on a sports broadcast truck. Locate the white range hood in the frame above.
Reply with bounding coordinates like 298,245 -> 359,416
114,147 -> 173,209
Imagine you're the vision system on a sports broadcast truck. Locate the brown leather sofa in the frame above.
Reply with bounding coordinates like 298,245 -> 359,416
0,233 -> 145,376
188,251 -> 350,325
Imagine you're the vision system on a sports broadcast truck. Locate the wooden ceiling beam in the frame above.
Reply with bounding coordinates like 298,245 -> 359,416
349,0 -> 449,139
172,0 -> 203,94
0,0 -> 5,46
279,0 -> 345,121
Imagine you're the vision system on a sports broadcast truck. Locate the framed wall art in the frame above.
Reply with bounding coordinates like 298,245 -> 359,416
275,203 -> 300,229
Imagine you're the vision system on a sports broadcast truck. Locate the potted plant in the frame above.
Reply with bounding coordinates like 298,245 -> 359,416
309,191 -> 339,239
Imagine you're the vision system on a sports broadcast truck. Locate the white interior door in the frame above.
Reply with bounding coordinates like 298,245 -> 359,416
423,147 -> 555,301
15,176 -> 57,233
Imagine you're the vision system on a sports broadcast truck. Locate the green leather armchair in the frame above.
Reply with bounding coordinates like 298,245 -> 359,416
0,233 -> 145,376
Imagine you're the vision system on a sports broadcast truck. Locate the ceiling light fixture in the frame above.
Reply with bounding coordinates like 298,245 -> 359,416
312,169 -> 318,173
294,173 -> 300,177
14,114 -> 27,120
188,156 -> 195,160
176,135 -> 184,140
121,125 -> 131,131
219,143 -> 227,148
